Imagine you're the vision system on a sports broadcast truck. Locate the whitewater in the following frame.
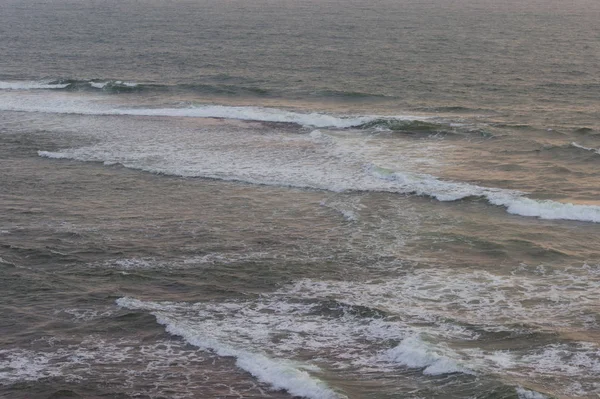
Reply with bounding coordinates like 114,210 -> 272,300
2,3 -> 599,396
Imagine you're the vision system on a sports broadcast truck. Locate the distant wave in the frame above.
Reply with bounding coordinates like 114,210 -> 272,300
358,119 -> 447,133
571,142 -> 600,155
0,80 -> 486,135
0,79 -> 276,96
0,81 -> 71,90
368,165 -> 600,223
0,92 -> 427,128
313,89 -> 392,100
113,105 -> 393,128
0,79 -> 391,100
0,79 -> 140,93
502,142 -> 600,160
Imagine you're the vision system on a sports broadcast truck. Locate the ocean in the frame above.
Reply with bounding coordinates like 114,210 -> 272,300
1,0 -> 599,398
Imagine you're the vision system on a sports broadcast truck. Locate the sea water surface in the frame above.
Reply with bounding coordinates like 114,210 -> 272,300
1,0 -> 600,398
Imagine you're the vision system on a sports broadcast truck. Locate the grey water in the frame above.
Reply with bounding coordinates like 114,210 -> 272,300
1,0 -> 600,398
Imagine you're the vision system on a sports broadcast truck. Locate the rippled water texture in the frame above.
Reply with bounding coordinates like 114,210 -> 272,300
1,0 -> 599,398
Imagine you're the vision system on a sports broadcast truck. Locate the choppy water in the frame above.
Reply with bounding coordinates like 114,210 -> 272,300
1,1 -> 599,398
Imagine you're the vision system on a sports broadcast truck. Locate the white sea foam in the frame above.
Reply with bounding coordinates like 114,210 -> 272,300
516,387 -> 549,399
117,297 -> 346,399
115,294 -> 474,381
275,271 -> 600,396
0,80 -> 139,91
571,142 -> 600,154
37,144 -> 600,224
182,251 -> 271,265
157,315 -> 343,399
6,90 -> 598,222
0,338 -> 176,384
114,260 -> 600,396
0,80 -> 70,90
35,131 -> 600,223
112,258 -> 154,270
319,197 -> 363,222
284,264 -> 600,331
90,80 -> 138,89
90,81 -> 109,89
369,165 -> 600,222
0,91 -> 423,128
0,348 -> 66,383
105,106 -> 395,128
0,336 -> 275,398
55,307 -> 116,321
385,335 -> 470,375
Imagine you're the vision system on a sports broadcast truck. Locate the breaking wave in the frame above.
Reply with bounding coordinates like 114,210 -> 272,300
0,79 -> 139,93
113,265 -> 600,397
116,297 -> 345,399
385,335 -> 471,375
571,141 -> 600,155
0,91 -> 425,128
0,80 -> 71,90
38,144 -> 600,223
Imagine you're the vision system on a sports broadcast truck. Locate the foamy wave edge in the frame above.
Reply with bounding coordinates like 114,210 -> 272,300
385,335 -> 472,375
370,166 -> 600,223
116,297 -> 345,399
571,142 -> 600,155
0,80 -> 70,90
38,149 -> 600,223
0,93 -> 425,128
0,80 -> 138,91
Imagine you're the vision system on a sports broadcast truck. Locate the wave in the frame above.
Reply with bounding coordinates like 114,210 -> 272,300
7,90 -> 598,223
116,297 -> 345,399
358,119 -> 447,133
0,92 -> 426,128
0,79 -> 275,96
36,152 -> 600,224
0,79 -> 140,93
114,293 -> 473,382
0,80 -> 71,90
571,142 -> 600,155
284,264 -> 600,341
0,336 -> 257,396
114,105 -> 388,128
385,335 -> 471,375
114,269 -> 599,397
277,274 -> 600,396
0,79 -> 391,100
179,82 -> 272,96
503,142 -> 600,162
368,165 -> 600,223
516,387 -> 549,399
313,89 -> 391,100
574,127 -> 597,135
415,105 -> 500,114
